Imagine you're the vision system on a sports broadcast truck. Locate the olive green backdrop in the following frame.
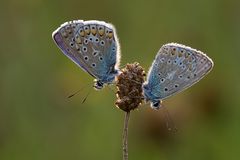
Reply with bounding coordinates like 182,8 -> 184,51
1,0 -> 240,159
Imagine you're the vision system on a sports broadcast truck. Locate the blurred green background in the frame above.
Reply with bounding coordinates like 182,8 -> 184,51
1,0 -> 240,159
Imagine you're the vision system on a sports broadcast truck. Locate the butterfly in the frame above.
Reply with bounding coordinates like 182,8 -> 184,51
52,20 -> 120,89
143,43 -> 214,109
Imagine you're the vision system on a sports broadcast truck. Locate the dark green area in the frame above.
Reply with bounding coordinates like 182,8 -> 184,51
1,0 -> 240,159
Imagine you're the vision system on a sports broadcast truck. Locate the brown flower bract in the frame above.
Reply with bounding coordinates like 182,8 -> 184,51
115,63 -> 146,112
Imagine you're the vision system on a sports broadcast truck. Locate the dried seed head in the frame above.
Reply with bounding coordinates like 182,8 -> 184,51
115,62 -> 146,112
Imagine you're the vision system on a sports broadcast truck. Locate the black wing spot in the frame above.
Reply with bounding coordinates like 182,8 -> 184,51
84,56 -> 88,61
83,47 -> 87,52
100,40 -> 105,46
93,51 -> 98,56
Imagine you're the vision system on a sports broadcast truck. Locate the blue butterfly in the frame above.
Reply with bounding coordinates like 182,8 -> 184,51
52,20 -> 120,89
143,43 -> 214,110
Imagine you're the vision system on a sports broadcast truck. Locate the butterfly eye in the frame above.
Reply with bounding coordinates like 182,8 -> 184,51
153,101 -> 160,107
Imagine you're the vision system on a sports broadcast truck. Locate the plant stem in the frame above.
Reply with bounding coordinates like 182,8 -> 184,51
123,111 -> 130,160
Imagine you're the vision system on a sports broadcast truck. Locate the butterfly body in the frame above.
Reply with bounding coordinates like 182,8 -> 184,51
143,43 -> 213,109
52,20 -> 120,89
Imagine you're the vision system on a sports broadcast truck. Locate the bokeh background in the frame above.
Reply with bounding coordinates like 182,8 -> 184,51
1,0 -> 240,159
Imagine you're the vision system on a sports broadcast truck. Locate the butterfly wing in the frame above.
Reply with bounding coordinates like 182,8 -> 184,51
52,20 -> 120,82
145,43 -> 213,100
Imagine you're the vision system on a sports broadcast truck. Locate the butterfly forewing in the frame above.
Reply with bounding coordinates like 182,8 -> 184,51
52,20 -> 120,81
146,43 -> 213,100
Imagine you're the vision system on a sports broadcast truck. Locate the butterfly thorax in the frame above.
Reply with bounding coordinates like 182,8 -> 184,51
142,83 -> 162,109
93,68 -> 119,90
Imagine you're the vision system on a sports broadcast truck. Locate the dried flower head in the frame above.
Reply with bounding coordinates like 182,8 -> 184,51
115,62 -> 146,112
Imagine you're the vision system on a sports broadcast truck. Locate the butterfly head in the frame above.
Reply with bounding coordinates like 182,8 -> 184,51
151,100 -> 161,110
93,80 -> 104,90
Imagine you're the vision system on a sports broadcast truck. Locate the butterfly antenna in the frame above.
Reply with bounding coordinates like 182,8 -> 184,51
161,104 -> 178,133
67,82 -> 92,99
81,89 -> 91,104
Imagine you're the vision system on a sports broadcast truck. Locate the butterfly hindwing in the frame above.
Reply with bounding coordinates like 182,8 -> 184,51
146,43 -> 213,100
52,20 -> 120,82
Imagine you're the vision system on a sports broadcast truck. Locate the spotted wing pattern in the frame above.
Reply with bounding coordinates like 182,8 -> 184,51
52,20 -> 120,81
146,43 -> 213,100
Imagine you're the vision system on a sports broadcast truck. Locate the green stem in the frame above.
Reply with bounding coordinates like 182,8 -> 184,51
123,111 -> 130,160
